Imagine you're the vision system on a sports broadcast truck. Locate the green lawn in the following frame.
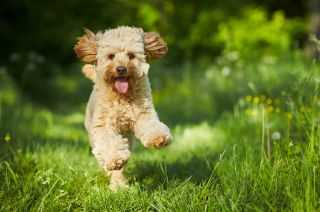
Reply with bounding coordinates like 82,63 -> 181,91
0,57 -> 320,211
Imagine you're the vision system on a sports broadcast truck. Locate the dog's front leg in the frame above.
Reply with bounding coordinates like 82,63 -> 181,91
89,123 -> 131,190
134,113 -> 172,148
90,126 -> 131,170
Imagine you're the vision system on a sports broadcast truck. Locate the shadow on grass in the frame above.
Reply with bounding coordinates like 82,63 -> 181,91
126,151 -> 222,190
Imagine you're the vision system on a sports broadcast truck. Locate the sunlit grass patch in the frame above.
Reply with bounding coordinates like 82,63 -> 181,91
172,122 -> 224,151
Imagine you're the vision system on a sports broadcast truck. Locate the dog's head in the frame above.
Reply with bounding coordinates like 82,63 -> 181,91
74,26 -> 167,94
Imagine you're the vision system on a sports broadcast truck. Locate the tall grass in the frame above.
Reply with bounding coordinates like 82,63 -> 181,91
0,54 -> 320,210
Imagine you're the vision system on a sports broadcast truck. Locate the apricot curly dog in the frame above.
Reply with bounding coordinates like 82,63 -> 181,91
74,26 -> 172,191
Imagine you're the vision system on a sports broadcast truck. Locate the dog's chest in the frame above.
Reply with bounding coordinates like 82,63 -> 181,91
106,98 -> 137,133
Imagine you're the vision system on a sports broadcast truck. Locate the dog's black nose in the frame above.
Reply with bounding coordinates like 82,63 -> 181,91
116,66 -> 127,75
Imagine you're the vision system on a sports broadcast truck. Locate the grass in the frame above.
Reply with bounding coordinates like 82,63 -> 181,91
0,55 -> 320,211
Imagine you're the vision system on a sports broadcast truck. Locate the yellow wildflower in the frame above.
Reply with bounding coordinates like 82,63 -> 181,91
275,108 -> 280,113
4,133 -> 11,143
245,109 -> 251,115
285,112 -> 292,120
71,132 -> 79,142
246,96 -> 252,102
307,107 -> 313,113
253,97 -> 260,104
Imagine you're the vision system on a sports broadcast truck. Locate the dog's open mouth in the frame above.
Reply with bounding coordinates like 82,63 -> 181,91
114,77 -> 129,94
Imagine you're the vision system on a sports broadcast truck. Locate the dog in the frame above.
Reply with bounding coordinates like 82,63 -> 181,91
74,26 -> 172,191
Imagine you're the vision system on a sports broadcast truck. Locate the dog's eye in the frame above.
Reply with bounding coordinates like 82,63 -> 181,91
108,54 -> 115,60
127,53 -> 135,60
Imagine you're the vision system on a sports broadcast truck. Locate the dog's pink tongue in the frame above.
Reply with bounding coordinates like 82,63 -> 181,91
115,78 -> 129,93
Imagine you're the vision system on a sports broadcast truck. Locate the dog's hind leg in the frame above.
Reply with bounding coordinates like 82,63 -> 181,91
108,168 -> 128,191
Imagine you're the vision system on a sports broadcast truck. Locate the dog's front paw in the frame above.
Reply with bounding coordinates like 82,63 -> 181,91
105,158 -> 128,170
147,134 -> 172,148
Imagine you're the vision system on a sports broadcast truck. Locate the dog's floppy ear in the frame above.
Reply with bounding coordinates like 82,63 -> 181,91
74,29 -> 98,63
143,32 -> 168,60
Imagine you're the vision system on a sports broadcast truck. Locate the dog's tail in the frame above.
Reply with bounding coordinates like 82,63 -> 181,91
82,64 -> 96,83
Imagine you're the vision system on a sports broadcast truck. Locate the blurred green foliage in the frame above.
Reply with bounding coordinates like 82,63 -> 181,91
0,0 -> 314,125
217,8 -> 306,60
1,0 -> 308,70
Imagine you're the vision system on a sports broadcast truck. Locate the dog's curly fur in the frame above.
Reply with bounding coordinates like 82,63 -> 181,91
74,26 -> 172,191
